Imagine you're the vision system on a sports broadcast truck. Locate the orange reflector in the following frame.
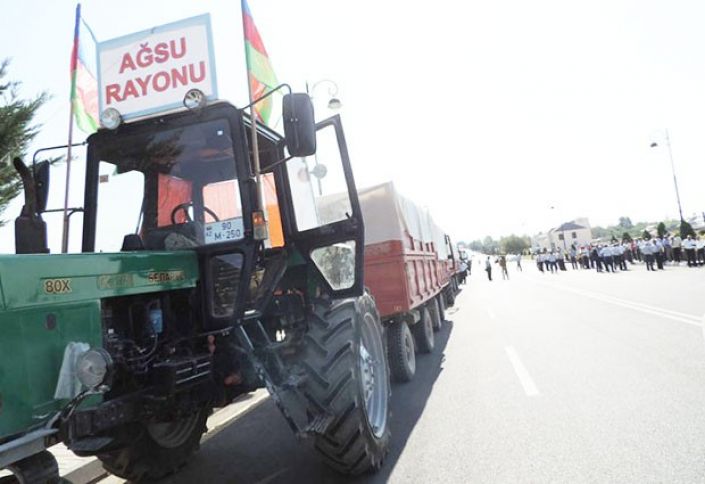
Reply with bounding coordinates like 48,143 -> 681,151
252,210 -> 269,240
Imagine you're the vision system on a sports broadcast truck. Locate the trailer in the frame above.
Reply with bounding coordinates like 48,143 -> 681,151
356,182 -> 460,382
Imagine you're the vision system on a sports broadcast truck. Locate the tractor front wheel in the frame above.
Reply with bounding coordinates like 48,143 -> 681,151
98,407 -> 209,482
3,450 -> 59,484
298,294 -> 391,475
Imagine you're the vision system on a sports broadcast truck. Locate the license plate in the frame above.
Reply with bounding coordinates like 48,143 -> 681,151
204,218 -> 244,244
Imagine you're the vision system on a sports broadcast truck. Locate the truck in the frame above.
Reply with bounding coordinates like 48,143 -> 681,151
354,182 -> 460,382
0,91 -> 392,482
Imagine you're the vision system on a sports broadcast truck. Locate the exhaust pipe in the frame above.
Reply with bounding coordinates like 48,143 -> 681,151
13,157 -> 49,254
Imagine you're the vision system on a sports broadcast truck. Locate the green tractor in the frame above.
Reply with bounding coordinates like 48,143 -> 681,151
0,92 -> 391,482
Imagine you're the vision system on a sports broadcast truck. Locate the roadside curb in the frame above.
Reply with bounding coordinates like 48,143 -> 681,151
62,390 -> 269,483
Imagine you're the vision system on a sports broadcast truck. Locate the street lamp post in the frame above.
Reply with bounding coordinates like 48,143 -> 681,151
305,79 -> 342,195
306,79 -> 342,111
650,129 -> 685,223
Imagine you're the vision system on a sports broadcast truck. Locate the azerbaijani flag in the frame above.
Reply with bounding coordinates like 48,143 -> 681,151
70,3 -> 99,134
241,0 -> 279,125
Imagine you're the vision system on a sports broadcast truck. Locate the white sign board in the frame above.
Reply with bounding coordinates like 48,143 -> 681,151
97,14 -> 218,121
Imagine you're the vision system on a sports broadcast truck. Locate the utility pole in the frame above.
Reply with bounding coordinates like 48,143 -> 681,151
651,129 -> 685,222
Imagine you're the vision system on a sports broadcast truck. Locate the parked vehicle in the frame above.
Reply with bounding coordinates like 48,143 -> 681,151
355,182 -> 460,382
0,92 -> 392,481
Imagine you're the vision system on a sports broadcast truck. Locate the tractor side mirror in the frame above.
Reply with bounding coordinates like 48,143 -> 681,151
283,93 -> 316,157
33,161 -> 50,213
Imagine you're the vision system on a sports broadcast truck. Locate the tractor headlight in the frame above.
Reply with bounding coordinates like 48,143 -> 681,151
183,89 -> 207,111
100,108 -> 122,130
76,348 -> 113,390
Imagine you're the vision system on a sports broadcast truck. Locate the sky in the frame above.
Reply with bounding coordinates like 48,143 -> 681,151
2,0 -> 705,252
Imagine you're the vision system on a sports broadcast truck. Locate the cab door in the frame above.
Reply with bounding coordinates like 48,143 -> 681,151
279,115 -> 365,298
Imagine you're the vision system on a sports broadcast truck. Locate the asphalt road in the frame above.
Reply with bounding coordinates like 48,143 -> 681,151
109,261 -> 705,483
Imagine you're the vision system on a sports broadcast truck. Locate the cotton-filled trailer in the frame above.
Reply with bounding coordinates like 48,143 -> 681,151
357,182 -> 460,382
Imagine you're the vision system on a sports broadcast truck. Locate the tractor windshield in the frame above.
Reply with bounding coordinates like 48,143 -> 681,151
92,118 -> 244,251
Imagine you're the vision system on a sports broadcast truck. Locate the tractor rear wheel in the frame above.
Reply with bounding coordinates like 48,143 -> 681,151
298,294 -> 391,475
3,450 -> 59,484
98,407 -> 209,482
411,306 -> 435,354
387,321 -> 416,382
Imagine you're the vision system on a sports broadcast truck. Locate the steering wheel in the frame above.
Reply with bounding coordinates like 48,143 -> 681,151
170,202 -> 220,225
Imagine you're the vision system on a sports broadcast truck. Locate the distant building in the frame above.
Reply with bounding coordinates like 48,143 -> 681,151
533,218 -> 593,252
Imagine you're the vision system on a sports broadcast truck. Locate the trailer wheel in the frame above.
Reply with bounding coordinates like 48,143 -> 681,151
412,306 -> 435,354
437,294 -> 446,322
4,450 -> 59,484
428,298 -> 442,332
299,293 -> 391,475
387,321 -> 416,382
445,287 -> 456,308
98,407 -> 208,482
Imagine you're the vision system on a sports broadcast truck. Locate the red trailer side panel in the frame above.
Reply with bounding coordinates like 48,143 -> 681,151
358,182 -> 454,320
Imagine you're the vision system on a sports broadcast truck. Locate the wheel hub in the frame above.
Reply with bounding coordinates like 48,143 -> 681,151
359,312 -> 389,438
147,412 -> 200,449
359,343 -> 376,405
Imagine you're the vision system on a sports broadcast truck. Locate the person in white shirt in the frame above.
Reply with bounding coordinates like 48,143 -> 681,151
640,239 -> 655,271
615,243 -> 627,271
654,238 -> 664,270
672,235 -> 682,264
683,235 -> 697,267
459,261 -> 468,284
600,245 -> 614,272
536,252 -> 545,273
547,252 -> 557,273
696,236 -> 705,266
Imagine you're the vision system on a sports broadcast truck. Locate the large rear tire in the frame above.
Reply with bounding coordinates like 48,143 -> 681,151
98,407 -> 209,482
411,306 -> 435,354
3,450 -> 59,484
298,294 -> 391,475
387,321 -> 416,382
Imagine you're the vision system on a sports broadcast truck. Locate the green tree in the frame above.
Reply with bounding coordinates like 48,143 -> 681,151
468,240 -> 483,252
657,222 -> 667,237
592,226 -> 610,239
482,235 -> 499,254
618,216 -> 633,229
0,59 -> 48,225
642,230 -> 651,240
680,220 -> 696,238
500,234 -> 530,254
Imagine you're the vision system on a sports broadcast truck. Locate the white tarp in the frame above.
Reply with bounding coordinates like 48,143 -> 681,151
357,182 -> 449,259
314,181 -> 450,259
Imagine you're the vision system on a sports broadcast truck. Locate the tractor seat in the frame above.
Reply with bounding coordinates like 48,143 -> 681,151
121,234 -> 145,251
142,223 -> 202,250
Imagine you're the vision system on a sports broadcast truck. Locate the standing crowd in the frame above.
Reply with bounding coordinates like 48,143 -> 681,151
535,234 -> 705,273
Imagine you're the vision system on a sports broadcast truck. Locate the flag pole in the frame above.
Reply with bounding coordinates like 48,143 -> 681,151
241,0 -> 266,221
62,3 -> 81,253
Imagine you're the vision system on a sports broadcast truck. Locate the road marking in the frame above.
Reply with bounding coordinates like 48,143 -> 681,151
487,308 -> 496,319
529,278 -> 701,327
505,346 -> 540,397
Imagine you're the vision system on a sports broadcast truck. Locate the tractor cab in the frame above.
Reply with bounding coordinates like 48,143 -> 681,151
3,91 -> 390,483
